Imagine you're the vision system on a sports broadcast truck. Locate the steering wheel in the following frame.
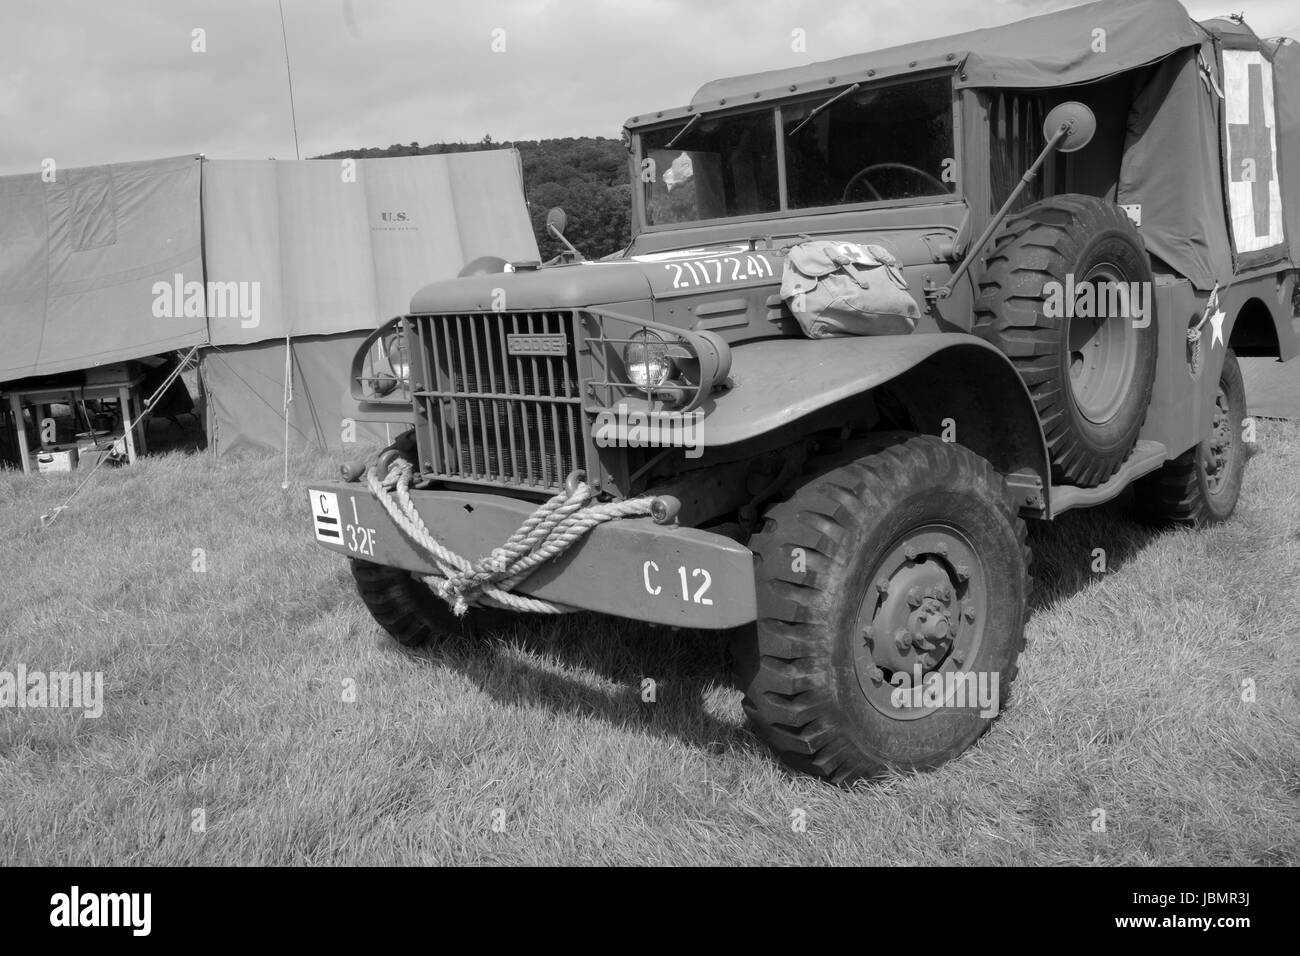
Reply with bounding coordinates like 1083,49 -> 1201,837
842,162 -> 948,203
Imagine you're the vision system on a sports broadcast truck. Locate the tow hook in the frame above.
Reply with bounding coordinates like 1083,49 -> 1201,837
341,429 -> 418,483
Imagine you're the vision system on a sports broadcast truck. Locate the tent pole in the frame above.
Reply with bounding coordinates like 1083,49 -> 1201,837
281,334 -> 292,489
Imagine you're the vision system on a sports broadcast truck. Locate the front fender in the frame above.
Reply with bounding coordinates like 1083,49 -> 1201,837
702,333 -> 1050,506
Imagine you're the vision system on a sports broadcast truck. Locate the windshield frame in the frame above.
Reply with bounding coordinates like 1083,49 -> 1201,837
632,68 -> 963,234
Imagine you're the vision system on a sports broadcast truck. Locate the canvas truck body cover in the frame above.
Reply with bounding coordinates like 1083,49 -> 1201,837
678,0 -> 1300,292
0,154 -> 205,383
1271,37 -> 1300,269
690,0 -> 1205,102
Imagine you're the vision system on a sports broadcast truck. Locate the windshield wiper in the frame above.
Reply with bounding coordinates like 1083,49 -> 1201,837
665,113 -> 702,149
788,82 -> 861,137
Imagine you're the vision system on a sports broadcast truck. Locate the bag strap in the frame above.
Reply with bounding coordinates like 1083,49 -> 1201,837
829,251 -> 872,289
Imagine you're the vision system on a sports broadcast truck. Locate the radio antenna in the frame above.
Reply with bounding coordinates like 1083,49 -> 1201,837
277,0 -> 301,159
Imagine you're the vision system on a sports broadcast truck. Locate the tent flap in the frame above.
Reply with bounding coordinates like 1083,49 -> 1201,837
200,333 -> 391,457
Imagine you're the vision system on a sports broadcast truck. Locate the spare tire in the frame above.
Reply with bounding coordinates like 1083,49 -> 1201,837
973,194 -> 1157,488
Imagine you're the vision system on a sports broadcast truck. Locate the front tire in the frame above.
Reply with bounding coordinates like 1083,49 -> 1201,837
732,434 -> 1031,784
1135,349 -> 1248,525
350,559 -> 517,646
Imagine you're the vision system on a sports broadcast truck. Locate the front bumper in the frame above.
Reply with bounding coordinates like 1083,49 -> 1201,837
308,481 -> 757,629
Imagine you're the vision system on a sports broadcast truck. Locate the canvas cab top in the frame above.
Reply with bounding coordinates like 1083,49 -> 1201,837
624,0 -> 1300,290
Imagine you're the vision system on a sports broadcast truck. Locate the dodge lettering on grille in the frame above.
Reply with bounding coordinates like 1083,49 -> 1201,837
506,333 -> 568,356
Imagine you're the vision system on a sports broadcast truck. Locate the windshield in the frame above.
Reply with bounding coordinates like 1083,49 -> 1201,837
640,109 -> 780,226
637,74 -> 956,226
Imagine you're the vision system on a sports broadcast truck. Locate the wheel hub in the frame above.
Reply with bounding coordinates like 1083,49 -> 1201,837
1067,264 -> 1140,425
855,525 -> 987,718
1203,386 -> 1233,492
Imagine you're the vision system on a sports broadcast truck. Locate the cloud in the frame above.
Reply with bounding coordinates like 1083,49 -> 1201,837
2,0 -> 1297,177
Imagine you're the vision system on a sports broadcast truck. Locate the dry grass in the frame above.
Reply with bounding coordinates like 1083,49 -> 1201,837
1,422 -> 1297,865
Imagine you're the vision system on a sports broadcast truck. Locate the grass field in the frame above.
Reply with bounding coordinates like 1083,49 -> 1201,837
1,421 -> 1297,866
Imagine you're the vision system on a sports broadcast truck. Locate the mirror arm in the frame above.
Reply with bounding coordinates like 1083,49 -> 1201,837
933,124 -> 1070,301
548,222 -> 584,261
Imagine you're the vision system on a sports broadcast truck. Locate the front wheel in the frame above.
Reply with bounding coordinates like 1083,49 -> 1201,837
1135,348 -> 1248,525
350,559 -> 518,646
732,434 -> 1031,784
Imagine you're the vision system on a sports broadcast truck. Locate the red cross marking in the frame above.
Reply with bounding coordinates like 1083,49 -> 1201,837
1227,62 -> 1276,237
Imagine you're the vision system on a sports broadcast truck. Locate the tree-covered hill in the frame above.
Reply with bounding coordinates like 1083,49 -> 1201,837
318,136 -> 633,260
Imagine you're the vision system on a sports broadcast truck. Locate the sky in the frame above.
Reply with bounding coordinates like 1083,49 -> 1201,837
2,0 -> 1298,177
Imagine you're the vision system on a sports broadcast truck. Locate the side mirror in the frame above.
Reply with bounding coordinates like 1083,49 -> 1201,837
935,101 -> 1096,303
546,207 -> 568,237
1043,101 -> 1096,153
544,206 -> 584,262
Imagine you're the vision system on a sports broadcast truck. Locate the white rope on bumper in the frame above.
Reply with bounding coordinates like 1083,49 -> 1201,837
366,459 -> 654,616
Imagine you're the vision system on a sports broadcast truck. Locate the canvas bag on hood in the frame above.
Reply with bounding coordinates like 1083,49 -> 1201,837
779,239 -> 920,338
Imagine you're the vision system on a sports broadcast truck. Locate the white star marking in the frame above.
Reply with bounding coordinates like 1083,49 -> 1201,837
1209,309 -> 1227,348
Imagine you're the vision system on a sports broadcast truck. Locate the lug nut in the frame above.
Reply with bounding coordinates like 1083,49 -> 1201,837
904,545 -> 918,561
861,625 -> 874,643
962,601 -> 976,621
876,578 -> 890,595
894,629 -> 911,653
935,542 -> 949,557
867,666 -> 884,684
952,651 -> 965,666
907,587 -> 921,607
955,564 -> 970,582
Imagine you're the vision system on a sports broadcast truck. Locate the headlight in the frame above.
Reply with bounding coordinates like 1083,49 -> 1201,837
386,331 -> 410,384
363,326 -> 409,398
623,330 -> 673,388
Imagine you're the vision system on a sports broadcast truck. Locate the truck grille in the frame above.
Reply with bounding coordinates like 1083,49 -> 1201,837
409,311 -> 590,493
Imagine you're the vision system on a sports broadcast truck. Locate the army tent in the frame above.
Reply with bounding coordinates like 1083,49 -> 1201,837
0,150 -> 539,461
0,154 -> 206,383
197,151 -> 540,457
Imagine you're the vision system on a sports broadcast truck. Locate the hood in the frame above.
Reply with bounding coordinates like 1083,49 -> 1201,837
408,237 -> 931,314
409,257 -> 654,313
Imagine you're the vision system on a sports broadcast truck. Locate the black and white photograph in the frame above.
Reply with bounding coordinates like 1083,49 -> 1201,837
0,0 -> 1296,897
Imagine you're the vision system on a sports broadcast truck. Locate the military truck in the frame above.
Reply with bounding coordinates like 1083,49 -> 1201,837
309,0 -> 1300,783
